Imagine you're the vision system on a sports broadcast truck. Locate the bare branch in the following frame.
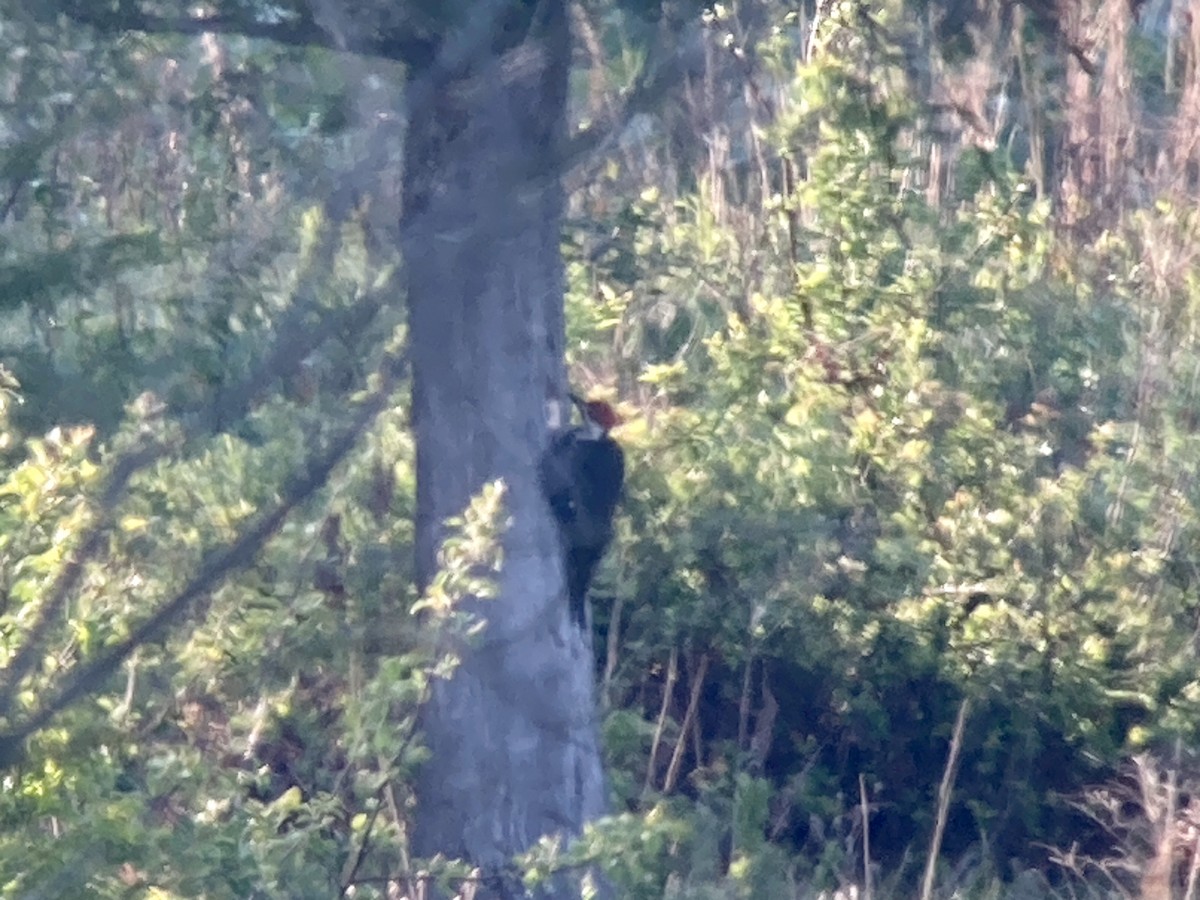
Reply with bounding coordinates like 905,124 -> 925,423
56,3 -> 337,53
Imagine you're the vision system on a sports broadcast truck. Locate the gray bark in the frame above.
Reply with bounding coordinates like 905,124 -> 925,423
403,5 -> 609,898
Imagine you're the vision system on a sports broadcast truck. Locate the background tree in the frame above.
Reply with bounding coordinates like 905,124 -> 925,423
399,4 -> 610,895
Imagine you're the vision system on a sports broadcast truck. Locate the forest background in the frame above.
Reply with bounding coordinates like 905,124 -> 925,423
1,0 -> 1199,897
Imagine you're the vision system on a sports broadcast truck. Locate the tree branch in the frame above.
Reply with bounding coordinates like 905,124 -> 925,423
56,1 -> 436,62
58,3 -> 331,49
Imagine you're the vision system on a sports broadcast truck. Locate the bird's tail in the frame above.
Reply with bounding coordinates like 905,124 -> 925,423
567,547 -> 601,629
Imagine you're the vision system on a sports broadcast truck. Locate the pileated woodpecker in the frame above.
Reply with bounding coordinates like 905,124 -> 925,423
539,395 -> 625,628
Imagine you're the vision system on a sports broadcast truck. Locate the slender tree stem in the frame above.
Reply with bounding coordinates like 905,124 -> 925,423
860,773 -> 873,900
921,698 -> 969,900
644,647 -> 679,796
664,651 -> 710,794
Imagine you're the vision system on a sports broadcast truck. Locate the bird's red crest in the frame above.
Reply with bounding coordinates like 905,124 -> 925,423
584,400 -> 621,431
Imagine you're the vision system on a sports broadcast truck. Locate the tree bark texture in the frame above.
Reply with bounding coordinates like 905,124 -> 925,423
402,4 -> 608,897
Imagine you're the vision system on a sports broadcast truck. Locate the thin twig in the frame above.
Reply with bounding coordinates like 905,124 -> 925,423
921,698 -> 970,900
340,793 -> 384,896
737,653 -> 754,753
644,647 -> 679,796
663,651 -> 710,794
860,773 -> 873,900
601,590 -> 624,711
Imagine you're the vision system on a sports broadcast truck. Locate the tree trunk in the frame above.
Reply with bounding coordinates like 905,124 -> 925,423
402,5 -> 608,898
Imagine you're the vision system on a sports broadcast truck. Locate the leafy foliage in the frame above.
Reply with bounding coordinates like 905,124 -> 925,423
3,0 -> 1200,897
565,1 -> 1200,895
0,369 -> 512,896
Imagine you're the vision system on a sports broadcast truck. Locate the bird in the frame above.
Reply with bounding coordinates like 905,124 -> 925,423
538,394 -> 625,628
